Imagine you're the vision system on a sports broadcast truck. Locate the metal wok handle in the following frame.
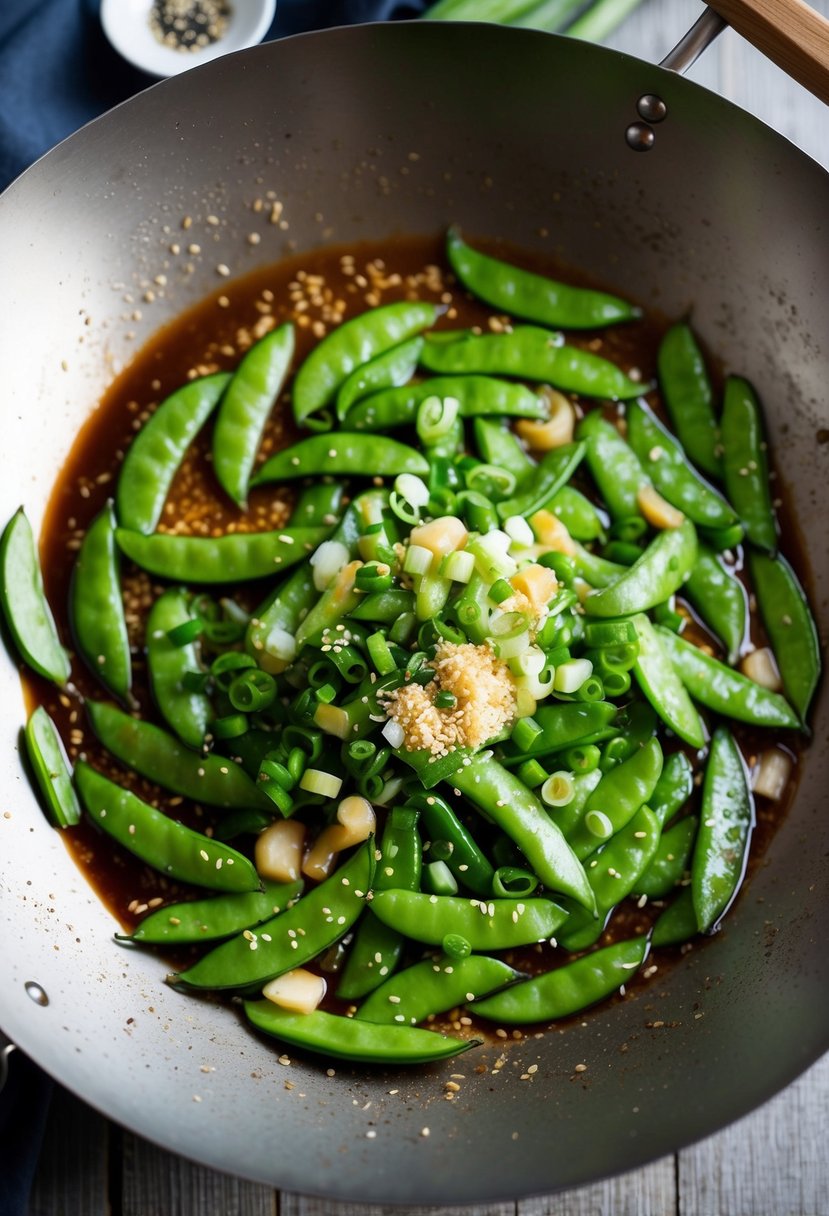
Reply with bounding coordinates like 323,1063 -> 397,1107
661,0 -> 829,105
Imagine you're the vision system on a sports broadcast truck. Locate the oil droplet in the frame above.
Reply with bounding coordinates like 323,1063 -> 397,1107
24,981 -> 49,1007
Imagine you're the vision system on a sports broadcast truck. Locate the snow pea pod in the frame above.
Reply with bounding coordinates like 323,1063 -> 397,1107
473,417 -> 534,484
420,327 -> 644,400
720,376 -> 777,553
174,839 -> 375,989
123,880 -> 303,944
369,889 -> 568,949
446,227 -> 639,329
635,814 -> 697,899
626,401 -> 736,528
346,375 -> 546,431
683,545 -> 748,666
650,751 -> 693,829
24,706 -> 81,829
451,752 -> 595,912
568,542 -> 626,589
584,520 -> 697,618
288,482 -> 345,528
146,587 -> 211,749
651,886 -> 697,947
116,525 -> 331,583
657,323 -> 720,478
0,508 -> 71,685
212,323 -> 294,507
748,550 -> 821,723
496,442 -> 586,520
116,373 -> 231,534
75,762 -> 260,892
559,806 -> 660,950
336,335 -> 424,421
293,300 -> 439,430
86,700 -> 272,809
545,486 -> 606,542
567,737 -> 663,861
631,613 -> 705,748
70,502 -> 131,701
350,588 -> 416,623
357,953 -> 521,1026
577,410 -> 647,519
244,1001 -> 478,1065
252,433 -> 429,486
408,790 -> 494,898
692,727 -> 753,933
501,700 -> 618,766
473,935 -> 649,1024
655,627 -> 800,730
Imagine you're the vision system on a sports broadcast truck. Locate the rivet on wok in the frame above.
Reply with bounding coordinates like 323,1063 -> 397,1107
24,981 -> 49,1007
637,94 -> 667,123
625,122 -> 656,152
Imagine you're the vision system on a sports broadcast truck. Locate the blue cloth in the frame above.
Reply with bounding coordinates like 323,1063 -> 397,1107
0,0 -> 426,191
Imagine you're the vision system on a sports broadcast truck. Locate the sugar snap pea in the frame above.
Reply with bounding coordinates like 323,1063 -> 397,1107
651,886 -> 697,947
116,373 -> 231,534
635,814 -> 697,899
408,790 -> 495,898
346,375 -> 546,431
655,628 -> 800,730
174,839 -> 375,989
213,323 -> 294,507
420,327 -> 644,400
293,300 -> 439,430
0,507 -> 71,685
75,762 -> 261,891
24,706 -> 81,828
584,520 -> 698,618
496,442 -> 586,520
748,551 -> 821,723
70,502 -> 131,701
500,701 -> 618,766
720,376 -> 777,553
473,935 -> 649,1024
245,1001 -> 478,1064
369,889 -> 568,949
146,587 -> 211,749
252,433 -> 429,486
336,335 -> 424,421
545,486 -> 606,542
357,953 -> 520,1026
657,323 -> 720,478
631,613 -> 705,748
447,227 -> 639,329
683,546 -> 748,666
577,411 -> 647,520
473,417 -> 534,484
288,481 -> 346,528
116,525 -> 331,583
86,700 -> 272,809
691,727 -> 753,933
650,751 -> 693,829
122,880 -> 303,944
566,737 -> 663,861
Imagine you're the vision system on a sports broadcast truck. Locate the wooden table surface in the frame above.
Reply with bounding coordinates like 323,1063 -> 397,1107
27,1 -> 829,1212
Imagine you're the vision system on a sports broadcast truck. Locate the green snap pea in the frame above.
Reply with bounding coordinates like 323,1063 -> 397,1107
121,880 -> 303,944
293,300 -> 439,430
346,375 -> 546,431
288,481 -> 346,528
252,433 -> 429,486
650,751 -> 694,829
24,706 -> 81,828
408,790 -> 495,898
116,525 -> 331,584
0,507 -> 71,685
544,486 -> 607,542
626,401 -> 737,529
69,502 -> 131,701
748,551 -> 821,723
692,728 -> 753,933
473,935 -> 649,1024
146,587 -> 211,749
577,410 -> 648,519
500,701 -> 618,766
567,737 -> 663,861
336,335 -> 424,421
683,546 -> 748,666
350,588 -> 415,623
357,953 -> 520,1026
720,376 -> 777,553
86,700 -> 272,809
420,327 -> 644,400
116,373 -> 231,534
473,416 -> 534,484
635,815 -> 697,899
652,887 -> 698,946
75,762 -> 260,891
369,889 -> 568,949
446,227 -> 639,329
212,323 -> 294,506
631,613 -> 705,749
559,806 -> 661,950
567,542 -> 626,589
244,1001 -> 478,1065
655,627 -> 800,730
496,442 -> 586,520
584,520 -> 698,618
174,839 -> 375,990
657,323 -> 720,478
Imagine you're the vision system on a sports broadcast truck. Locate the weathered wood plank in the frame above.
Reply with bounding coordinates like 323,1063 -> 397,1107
280,1196 -> 516,1216
677,1052 -> 829,1216
518,1156 -> 676,1216
28,1084 -> 109,1216
121,1132 -> 275,1216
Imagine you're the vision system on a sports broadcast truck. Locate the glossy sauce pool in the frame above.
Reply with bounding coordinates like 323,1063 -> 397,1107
24,233 -> 806,1037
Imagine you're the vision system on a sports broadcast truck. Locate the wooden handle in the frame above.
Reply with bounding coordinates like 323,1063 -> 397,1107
707,0 -> 829,105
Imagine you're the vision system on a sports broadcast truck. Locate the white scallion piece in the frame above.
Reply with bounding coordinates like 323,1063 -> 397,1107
541,772 -> 576,807
554,657 -> 594,694
309,540 -> 349,591
382,718 -> 405,749
299,768 -> 343,799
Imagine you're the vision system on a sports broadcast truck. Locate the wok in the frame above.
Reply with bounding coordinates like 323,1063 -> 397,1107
0,10 -> 827,1206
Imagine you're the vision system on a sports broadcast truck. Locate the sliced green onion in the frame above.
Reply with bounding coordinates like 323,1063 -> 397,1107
516,758 -> 549,788
468,530 -> 517,582
355,562 -> 394,594
201,619 -> 245,645
540,771 -> 575,807
492,865 -> 539,898
537,551 -> 577,585
166,618 -> 202,646
434,690 -> 458,709
423,859 -> 459,896
563,744 -> 601,773
441,549 -> 475,584
211,713 -> 249,740
553,657 -> 594,694
390,492 -> 422,526
259,778 -> 293,815
583,620 -> 638,649
600,668 -> 631,697
456,489 -> 499,533
417,394 -> 460,443
465,462 -> 517,500
488,577 -> 514,605
314,682 -> 338,704
573,674 -> 605,702
259,758 -> 294,790
210,651 -> 257,689
488,610 -> 531,659
229,669 -> 277,713
503,515 -> 534,548
309,540 -> 349,591
182,670 -> 210,693
511,715 -> 543,751
367,630 -> 397,676
403,544 -> 433,577
298,768 -> 343,799
585,809 -> 614,839
395,472 -> 430,508
508,646 -> 546,679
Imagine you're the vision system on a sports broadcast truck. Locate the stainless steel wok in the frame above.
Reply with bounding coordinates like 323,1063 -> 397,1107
0,11 -> 826,1206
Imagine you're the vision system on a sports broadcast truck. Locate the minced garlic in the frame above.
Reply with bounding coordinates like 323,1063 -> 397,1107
384,641 -> 516,757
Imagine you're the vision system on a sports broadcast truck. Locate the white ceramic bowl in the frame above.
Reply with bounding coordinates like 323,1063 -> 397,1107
100,0 -> 276,77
